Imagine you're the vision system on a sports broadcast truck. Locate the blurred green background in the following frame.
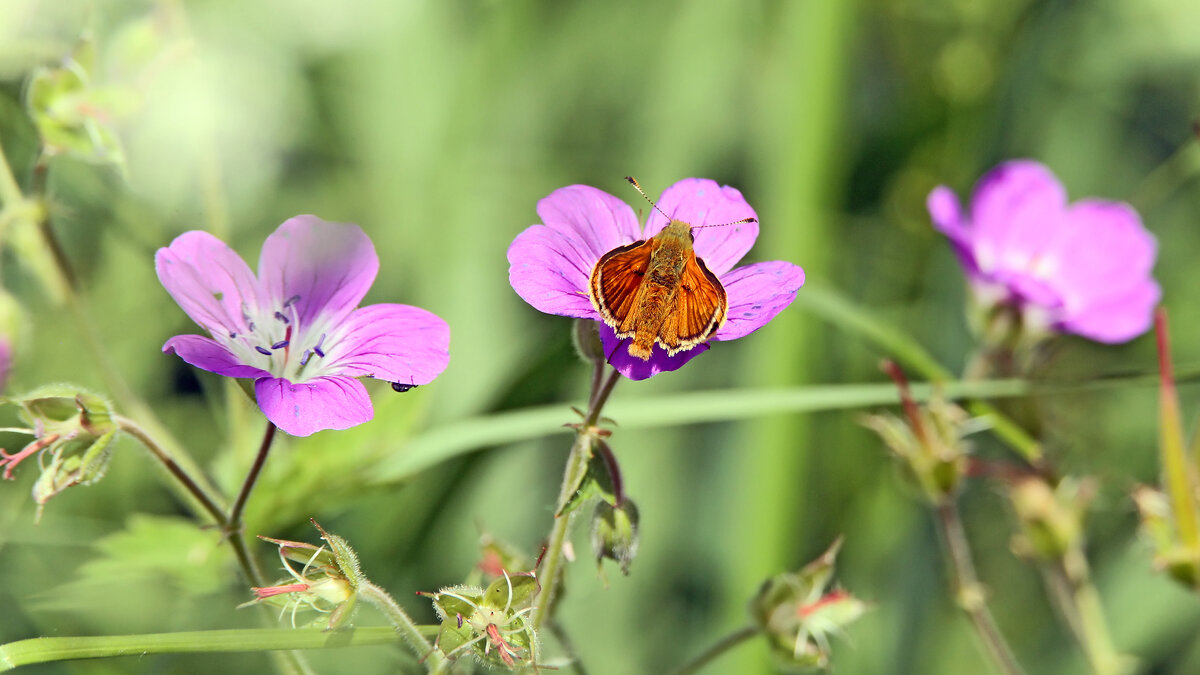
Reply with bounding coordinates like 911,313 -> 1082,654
3,0 -> 1200,673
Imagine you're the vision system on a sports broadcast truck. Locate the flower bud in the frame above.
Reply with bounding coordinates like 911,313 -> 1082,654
571,318 -> 606,366
749,538 -> 867,670
1,386 -> 118,519
420,569 -> 542,670
246,521 -> 364,630
862,395 -> 971,505
1009,476 -> 1093,561
591,498 -> 639,576
1133,485 -> 1200,589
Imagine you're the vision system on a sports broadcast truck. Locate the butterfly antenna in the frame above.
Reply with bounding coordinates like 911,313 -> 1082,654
625,176 -> 757,229
625,176 -> 674,222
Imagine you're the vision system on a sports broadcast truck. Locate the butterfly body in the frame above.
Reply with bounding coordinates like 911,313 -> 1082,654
589,220 -> 727,361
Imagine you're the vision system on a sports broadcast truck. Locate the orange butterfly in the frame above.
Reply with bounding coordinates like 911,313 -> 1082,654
588,177 -> 756,361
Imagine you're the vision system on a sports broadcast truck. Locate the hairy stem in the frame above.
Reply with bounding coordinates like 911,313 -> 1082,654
935,501 -> 1025,675
532,368 -> 621,631
115,415 -> 226,524
359,581 -> 444,671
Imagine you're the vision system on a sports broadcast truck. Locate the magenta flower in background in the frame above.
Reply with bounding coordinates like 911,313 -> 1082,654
928,160 -> 1160,343
156,216 -> 450,436
508,178 -> 805,380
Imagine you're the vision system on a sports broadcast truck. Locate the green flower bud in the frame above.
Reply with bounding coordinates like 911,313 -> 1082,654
245,521 -> 364,630
749,538 -> 868,671
862,395 -> 972,505
420,569 -> 542,670
1009,476 -> 1094,561
572,318 -> 606,366
1,386 -> 118,520
591,498 -> 639,577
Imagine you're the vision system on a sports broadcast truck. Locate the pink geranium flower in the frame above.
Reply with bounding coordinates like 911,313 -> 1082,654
507,178 -> 805,380
156,216 -> 450,436
928,160 -> 1160,343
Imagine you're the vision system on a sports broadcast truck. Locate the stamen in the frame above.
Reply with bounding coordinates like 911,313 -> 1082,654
313,333 -> 327,358
284,295 -> 302,307
300,349 -> 312,366
255,346 -> 272,356
271,340 -> 290,350
274,311 -> 291,324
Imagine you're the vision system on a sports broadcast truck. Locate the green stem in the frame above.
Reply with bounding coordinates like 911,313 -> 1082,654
226,422 -> 278,586
0,136 -> 22,207
0,626 -> 437,671
667,625 -> 760,675
935,501 -> 1025,675
1058,550 -> 1125,675
359,581 -> 444,671
798,283 -> 1043,463
114,415 -> 226,524
531,368 -> 621,632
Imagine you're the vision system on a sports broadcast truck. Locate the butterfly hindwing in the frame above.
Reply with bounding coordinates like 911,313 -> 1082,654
659,254 -> 726,352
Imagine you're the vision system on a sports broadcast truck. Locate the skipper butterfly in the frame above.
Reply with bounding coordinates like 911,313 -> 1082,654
588,177 -> 757,361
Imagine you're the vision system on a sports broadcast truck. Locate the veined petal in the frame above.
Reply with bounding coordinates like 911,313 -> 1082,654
255,375 -> 372,437
329,303 -> 451,384
536,185 -> 643,262
644,178 -> 758,276
258,216 -> 378,328
163,334 -> 272,379
156,231 -> 264,336
507,224 -> 603,319
597,322 -> 708,380
714,261 -> 805,341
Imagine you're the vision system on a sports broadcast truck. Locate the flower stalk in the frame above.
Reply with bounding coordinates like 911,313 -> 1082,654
531,366 -> 621,631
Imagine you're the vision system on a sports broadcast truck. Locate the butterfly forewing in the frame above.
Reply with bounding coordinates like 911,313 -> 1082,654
660,255 -> 726,352
590,240 -> 653,334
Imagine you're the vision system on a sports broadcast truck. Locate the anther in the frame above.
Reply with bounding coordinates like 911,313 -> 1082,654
271,340 -> 290,350
284,295 -> 301,307
255,346 -> 272,356
274,311 -> 290,324
300,349 -> 312,366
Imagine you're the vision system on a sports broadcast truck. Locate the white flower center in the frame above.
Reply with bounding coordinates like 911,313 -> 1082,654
217,295 -> 343,383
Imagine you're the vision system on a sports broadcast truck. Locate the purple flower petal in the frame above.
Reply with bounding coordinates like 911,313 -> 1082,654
927,186 -> 980,278
714,261 -> 806,341
1048,200 -> 1158,306
507,225 -> 603,319
330,304 -> 451,384
156,231 -> 265,336
536,185 -> 642,263
1057,281 -> 1161,344
258,215 -> 378,327
968,161 -> 1067,268
644,178 -> 759,275
597,322 -> 708,381
932,160 -> 1159,344
163,334 -> 272,379
255,374 -> 373,437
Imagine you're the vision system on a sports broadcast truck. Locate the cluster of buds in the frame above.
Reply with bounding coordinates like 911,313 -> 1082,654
419,564 -> 542,670
861,362 -> 975,505
1134,310 -> 1200,588
0,386 -> 118,520
749,539 -> 867,671
243,521 -> 362,630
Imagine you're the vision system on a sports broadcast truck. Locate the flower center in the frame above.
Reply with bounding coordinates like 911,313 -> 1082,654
218,295 -> 341,383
